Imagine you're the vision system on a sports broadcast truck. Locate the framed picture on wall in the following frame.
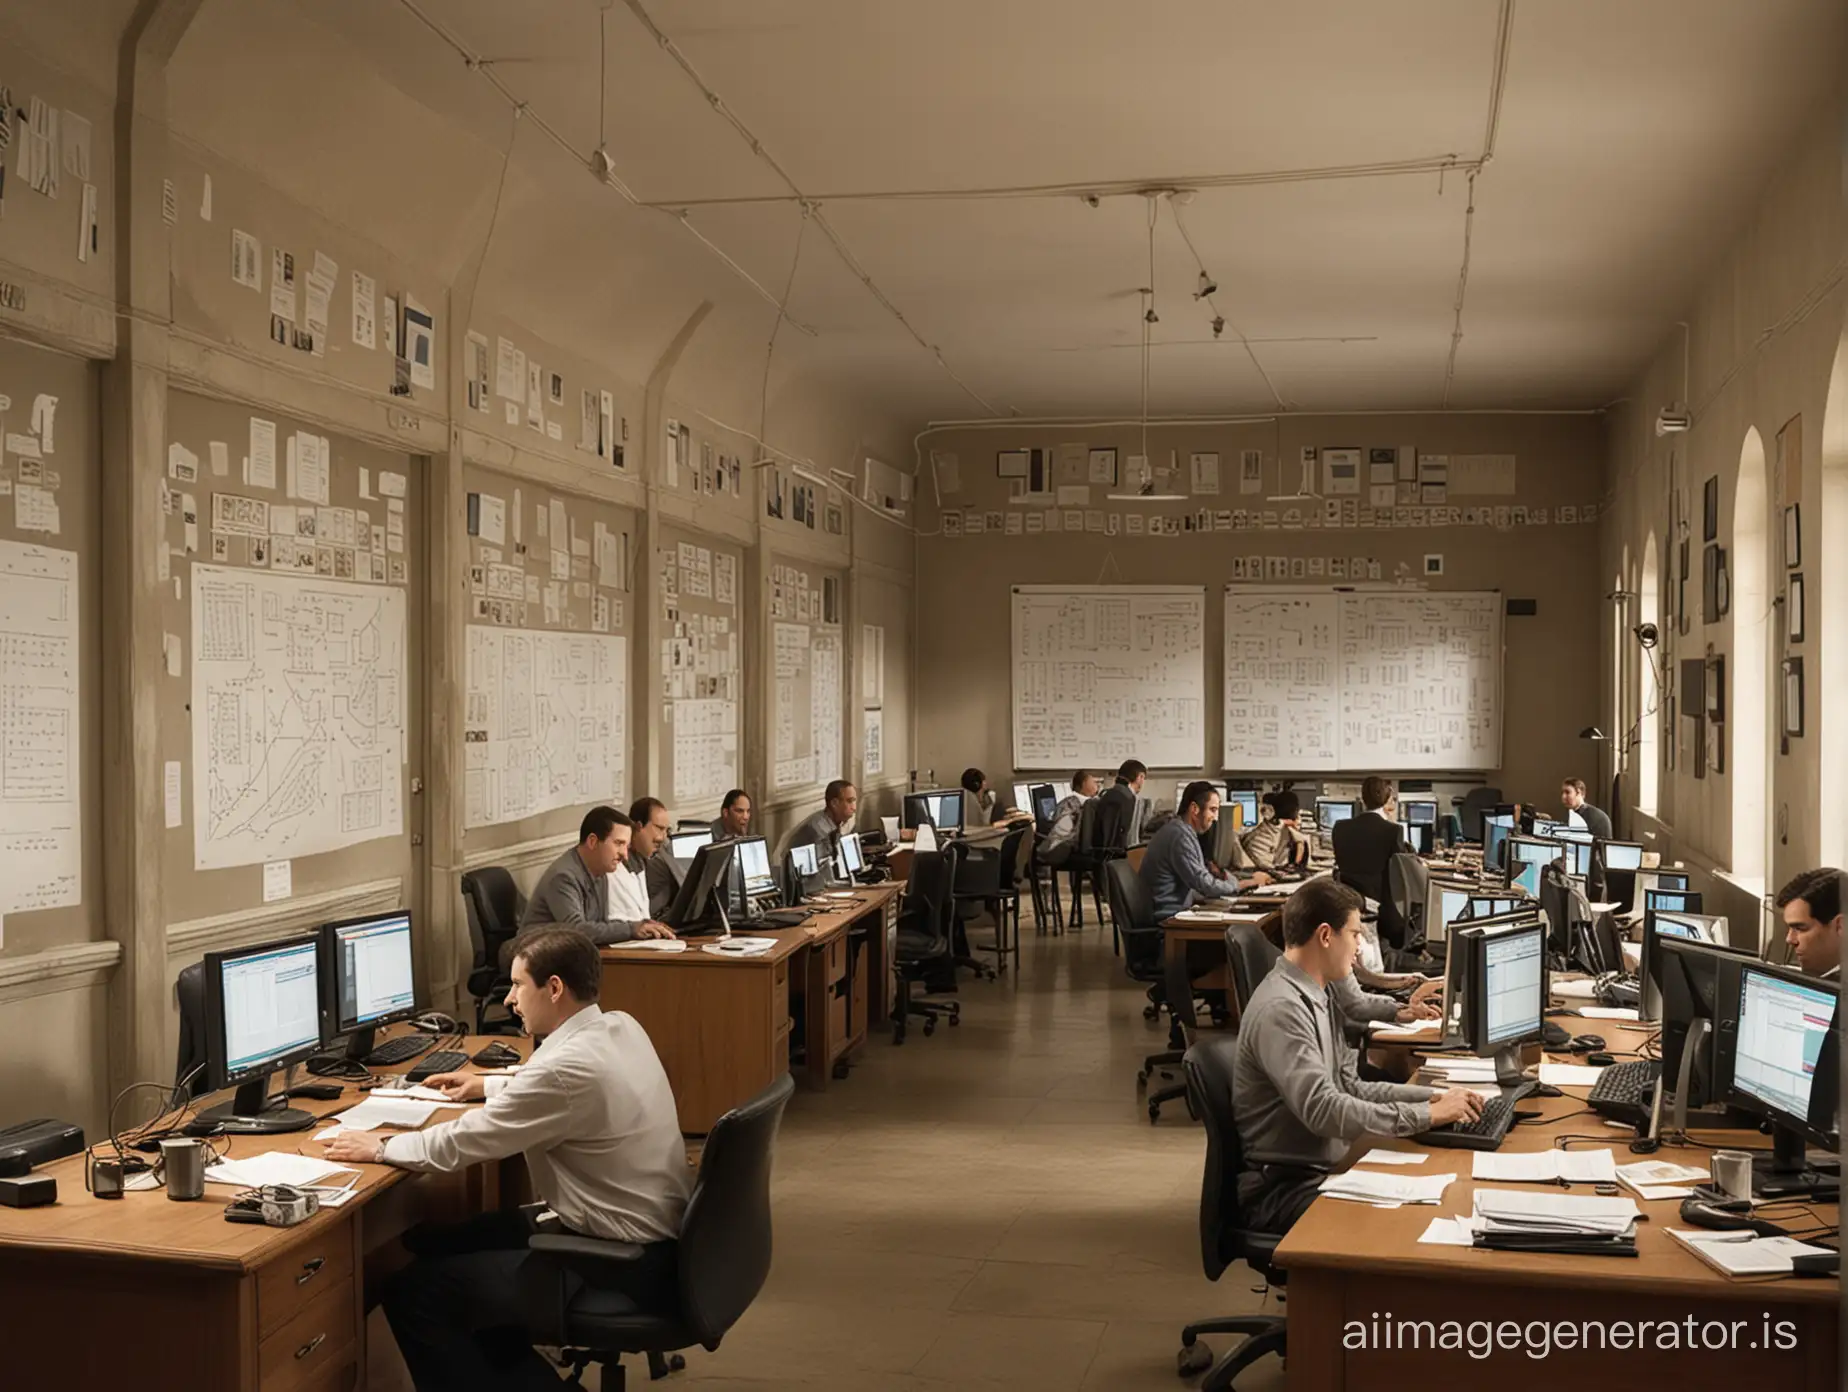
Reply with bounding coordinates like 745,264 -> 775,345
1783,505 -> 1801,568
1707,720 -> 1724,775
1788,573 -> 1806,643
1702,476 -> 1719,541
1693,715 -> 1707,779
1782,657 -> 1805,738
1702,544 -> 1719,621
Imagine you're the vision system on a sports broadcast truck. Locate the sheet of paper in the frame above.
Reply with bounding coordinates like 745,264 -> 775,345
204,1151 -> 351,1188
332,1096 -> 445,1130
1580,1006 -> 1641,1021
1538,1063 -> 1606,1087
1356,1149 -> 1430,1166
164,760 -> 183,829
371,1085 -> 476,1104
262,859 -> 291,901
1417,1215 -> 1482,1246
1318,1170 -> 1455,1205
248,418 -> 277,489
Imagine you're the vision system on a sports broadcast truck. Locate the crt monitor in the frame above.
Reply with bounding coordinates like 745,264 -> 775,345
669,828 -> 713,859
1640,909 -> 1728,1020
1644,888 -> 1702,915
1470,918 -> 1547,1084
201,935 -> 325,1134
1599,840 -> 1644,873
838,830 -> 865,878
1399,796 -> 1438,826
1722,963 -> 1841,1192
1315,798 -> 1355,833
661,841 -> 738,936
321,911 -> 417,1060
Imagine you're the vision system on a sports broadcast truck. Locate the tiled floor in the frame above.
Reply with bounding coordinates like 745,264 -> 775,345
370,913 -> 1286,1389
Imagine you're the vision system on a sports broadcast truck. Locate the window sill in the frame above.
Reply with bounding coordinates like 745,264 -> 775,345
1711,868 -> 1767,903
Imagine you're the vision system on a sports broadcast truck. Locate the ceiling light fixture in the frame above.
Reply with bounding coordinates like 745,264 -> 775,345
1107,198 -> 1187,504
1194,270 -> 1218,300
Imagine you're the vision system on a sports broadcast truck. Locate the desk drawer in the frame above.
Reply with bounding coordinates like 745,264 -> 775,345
258,1219 -> 356,1339
258,1275 -> 355,1391
825,936 -> 847,980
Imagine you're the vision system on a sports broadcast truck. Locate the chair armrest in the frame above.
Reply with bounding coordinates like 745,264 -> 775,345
520,1232 -> 649,1345
528,1232 -> 648,1264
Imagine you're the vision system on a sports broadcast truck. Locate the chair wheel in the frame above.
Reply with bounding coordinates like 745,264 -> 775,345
832,1060 -> 850,1080
1143,1005 -> 1160,1021
1149,1101 -> 1162,1123
1136,1069 -> 1150,1089
1177,1342 -> 1214,1376
923,1017 -> 937,1036
947,1014 -> 960,1027
665,1354 -> 687,1375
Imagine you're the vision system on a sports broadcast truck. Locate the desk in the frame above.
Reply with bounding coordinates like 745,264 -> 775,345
1277,1013 -> 1841,1390
0,1030 -> 523,1391
599,884 -> 903,1134
883,822 -> 1014,885
1162,907 -> 1275,1002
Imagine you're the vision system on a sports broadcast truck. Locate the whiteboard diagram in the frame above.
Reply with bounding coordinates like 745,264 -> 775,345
1012,586 -> 1205,770
464,626 -> 626,828
672,698 -> 735,809
1223,589 -> 1340,771
0,541 -> 81,915
192,567 -> 406,870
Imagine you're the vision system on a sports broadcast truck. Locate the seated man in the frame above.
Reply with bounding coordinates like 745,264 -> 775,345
1331,776 -> 1413,949
1777,866 -> 1842,979
1234,879 -> 1482,1234
1039,770 -> 1097,869
519,807 -> 672,954
711,788 -> 753,841
786,779 -> 857,867
959,767 -> 1033,830
1242,790 -> 1311,872
1140,780 -> 1272,921
327,928 -> 691,1391
1097,759 -> 1146,851
628,796 -> 680,917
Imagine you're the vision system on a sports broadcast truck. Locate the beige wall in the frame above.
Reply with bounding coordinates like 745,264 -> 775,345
915,414 -> 1606,806
1600,88 -> 1847,951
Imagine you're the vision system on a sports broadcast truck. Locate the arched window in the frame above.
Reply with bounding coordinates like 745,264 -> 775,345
1638,532 -> 1660,814
1613,550 -> 1630,788
1732,429 -> 1769,890
1822,332 -> 1848,864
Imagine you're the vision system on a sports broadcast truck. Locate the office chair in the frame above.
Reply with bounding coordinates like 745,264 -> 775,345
1104,859 -> 1186,1093
892,849 -> 962,1043
940,841 -> 997,984
460,866 -> 524,1033
1147,923 -> 1203,1124
1027,834 -> 1064,936
1176,1034 -> 1288,1390
952,825 -> 1028,974
1066,799 -> 1108,934
174,962 -> 210,1100
519,1074 -> 794,1390
1456,787 -> 1504,843
1224,921 -> 1281,1017
1386,852 -> 1429,965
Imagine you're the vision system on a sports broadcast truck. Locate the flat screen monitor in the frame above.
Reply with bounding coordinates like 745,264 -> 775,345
1484,816 -> 1515,870
1725,965 -> 1839,1152
1655,871 -> 1690,892
1467,895 -> 1520,919
1475,921 -> 1546,1053
838,830 -> 865,877
1641,910 -> 1728,1020
1397,820 -> 1433,856
1558,840 -> 1593,878
1315,799 -> 1355,833
201,935 -> 325,1133
1644,888 -> 1702,915
669,828 -> 713,859
903,789 -> 964,831
321,911 -> 416,1057
1400,797 -> 1438,826
1225,789 -> 1260,828
662,842 -> 737,935
1030,784 -> 1059,826
1657,937 -> 1758,1116
735,836 -> 775,898
1508,858 -> 1542,898
1599,840 -> 1644,872
1427,884 -> 1473,943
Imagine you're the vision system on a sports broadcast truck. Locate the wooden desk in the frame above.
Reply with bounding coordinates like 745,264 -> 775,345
1277,1012 -> 1841,1390
0,1030 -> 524,1392
600,884 -> 903,1134
1162,907 -> 1273,999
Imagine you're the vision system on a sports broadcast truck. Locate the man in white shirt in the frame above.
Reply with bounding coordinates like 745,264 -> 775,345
328,928 -> 691,1390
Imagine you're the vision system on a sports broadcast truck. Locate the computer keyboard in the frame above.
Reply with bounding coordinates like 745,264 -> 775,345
405,1050 -> 470,1084
364,1034 -> 434,1066
1587,1059 -> 1660,1130
1415,1083 -> 1535,1150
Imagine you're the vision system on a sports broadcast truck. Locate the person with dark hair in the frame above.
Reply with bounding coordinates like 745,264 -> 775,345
1232,878 -> 1482,1235
1097,759 -> 1147,850
627,796 -> 680,917
327,926 -> 690,1390
787,779 -> 858,865
1777,867 -> 1843,979
1040,770 -> 1098,868
1243,790 -> 1310,871
1560,777 -> 1613,840
521,806 -> 672,945
1331,776 -> 1413,949
1140,781 -> 1271,922
712,789 -> 753,840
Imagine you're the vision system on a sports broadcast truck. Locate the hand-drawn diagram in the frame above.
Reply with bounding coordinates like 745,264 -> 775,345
1224,589 -> 1340,770
0,540 -> 81,914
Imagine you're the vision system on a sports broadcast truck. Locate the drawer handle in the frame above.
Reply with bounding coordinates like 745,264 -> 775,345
295,1333 -> 327,1362
295,1257 -> 326,1286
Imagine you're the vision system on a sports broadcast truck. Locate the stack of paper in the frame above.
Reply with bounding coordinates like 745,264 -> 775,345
1319,1169 -> 1456,1207
330,1096 -> 445,1130
1615,1159 -> 1708,1200
372,1084 -> 478,1105
1537,1063 -> 1605,1087
1580,1005 -> 1641,1021
1472,1188 -> 1640,1245
700,936 -> 780,958
1419,1058 -> 1501,1085
1667,1229 -> 1835,1277
1356,1148 -> 1430,1166
614,938 -> 687,953
204,1151 -> 355,1189
1472,1148 -> 1617,1183
1368,1018 -> 1439,1038
1551,978 -> 1600,1000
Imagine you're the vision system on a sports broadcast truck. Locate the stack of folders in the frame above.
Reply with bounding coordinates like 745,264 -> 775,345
1470,1188 -> 1641,1257
1317,1168 -> 1457,1207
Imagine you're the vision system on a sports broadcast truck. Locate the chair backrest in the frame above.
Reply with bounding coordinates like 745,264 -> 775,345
1387,853 -> 1429,951
1225,921 -> 1281,1015
676,1073 -> 795,1347
461,866 -> 524,967
174,961 -> 210,1099
1076,798 -> 1102,854
901,850 -> 955,956
1182,1033 -> 1255,1281
1104,858 -> 1165,976
1457,787 -> 1504,843
995,826 -> 1028,883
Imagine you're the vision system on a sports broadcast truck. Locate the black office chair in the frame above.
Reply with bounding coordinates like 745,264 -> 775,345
1224,920 -> 1281,1018
953,825 -> 1028,975
1027,830 -> 1064,936
892,849 -> 962,1043
519,1074 -> 795,1390
1387,852 -> 1429,965
1148,922 -> 1204,1125
1176,1034 -> 1289,1389
174,962 -> 210,1100
1104,860 -> 1186,1107
461,866 -> 524,1033
1066,799 -> 1108,933
1456,786 -> 1504,844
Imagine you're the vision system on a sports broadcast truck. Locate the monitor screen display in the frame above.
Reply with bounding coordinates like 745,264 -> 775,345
1510,860 -> 1542,897
1401,799 -> 1438,825
1645,889 -> 1699,914
929,791 -> 964,828
1655,872 -> 1690,892
1561,841 -> 1593,877
1601,842 -> 1644,872
790,843 -> 819,877
1437,886 -> 1471,935
1731,968 -> 1836,1123
839,831 -> 864,876
219,940 -> 321,1079
669,829 -> 713,859
1226,790 -> 1260,827
330,913 -> 414,1030
1484,818 -> 1513,869
1483,926 -> 1545,1045
735,837 -> 775,897
1316,800 -> 1354,832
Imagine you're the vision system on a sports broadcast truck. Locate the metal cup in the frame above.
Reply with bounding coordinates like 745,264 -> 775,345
160,1137 -> 207,1201
1710,1148 -> 1754,1201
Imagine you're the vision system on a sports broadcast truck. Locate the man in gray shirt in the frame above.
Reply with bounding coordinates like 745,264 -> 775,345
521,806 -> 673,948
786,779 -> 857,865
1140,781 -> 1272,921
1233,878 -> 1482,1235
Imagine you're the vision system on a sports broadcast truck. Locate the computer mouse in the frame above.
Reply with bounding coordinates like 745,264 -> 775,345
718,940 -> 749,952
1679,1196 -> 1786,1237
1586,1050 -> 1616,1067
1532,1083 -> 1563,1098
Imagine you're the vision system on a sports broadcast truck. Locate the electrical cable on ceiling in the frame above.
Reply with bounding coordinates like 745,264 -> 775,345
464,104 -> 523,313
1167,197 -> 1289,412
759,204 -> 811,443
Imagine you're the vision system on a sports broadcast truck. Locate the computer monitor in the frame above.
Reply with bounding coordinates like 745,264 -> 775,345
1598,840 -> 1644,873
661,841 -> 738,936
1467,895 -> 1520,919
1504,836 -> 1554,894
1315,798 -> 1355,833
1655,937 -> 1759,1129
1400,796 -> 1438,826
1397,820 -> 1434,856
838,830 -> 865,878
1470,918 -> 1547,1084
669,828 -> 713,859
320,910 -> 417,1060
1654,870 -> 1689,892
201,935 -> 325,1134
1439,908 -> 1543,1053
1013,781 -> 1034,814
1644,888 -> 1702,915
1225,789 -> 1260,828
786,841 -> 827,900
1425,883 -> 1473,944
1028,784 -> 1058,827
903,789 -> 963,831
1640,910 -> 1728,1020
1128,795 -> 1154,846
1483,815 -> 1515,870
1721,963 -> 1840,1193
1556,839 -> 1593,878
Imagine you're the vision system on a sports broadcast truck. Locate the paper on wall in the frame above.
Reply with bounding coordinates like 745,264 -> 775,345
15,484 -> 58,533
262,859 -> 292,902
477,494 -> 505,546
164,761 -> 183,829
247,418 -> 276,489
200,174 -> 212,221
495,338 -> 521,399
162,632 -> 182,677
0,541 -> 83,917
350,270 -> 377,350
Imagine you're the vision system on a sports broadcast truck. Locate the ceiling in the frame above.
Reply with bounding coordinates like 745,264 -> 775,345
156,1 -> 1848,425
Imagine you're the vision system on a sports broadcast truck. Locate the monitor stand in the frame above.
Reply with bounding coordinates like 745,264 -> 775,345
343,1026 -> 378,1062
1491,1045 -> 1528,1088
1751,1124 -> 1836,1199
200,1072 -> 317,1135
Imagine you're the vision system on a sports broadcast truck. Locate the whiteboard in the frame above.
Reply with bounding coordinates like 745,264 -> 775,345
192,567 -> 406,869
1222,588 -> 1340,771
463,626 -> 627,828
0,541 -> 81,914
1012,585 -> 1206,770
1222,586 -> 1502,772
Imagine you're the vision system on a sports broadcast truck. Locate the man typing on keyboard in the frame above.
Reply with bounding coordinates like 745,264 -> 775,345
1233,878 -> 1483,1234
